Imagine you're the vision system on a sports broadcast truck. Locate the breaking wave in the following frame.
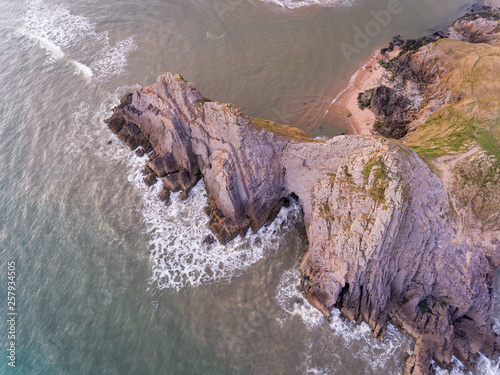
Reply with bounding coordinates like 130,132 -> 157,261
140,179 -> 303,291
433,355 -> 500,375
277,268 -> 413,373
20,0 -> 136,81
276,268 -> 325,328
258,0 -> 356,10
276,267 -> 500,374
71,87 -> 304,292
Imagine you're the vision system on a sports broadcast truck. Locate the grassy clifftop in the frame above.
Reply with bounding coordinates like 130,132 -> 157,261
405,34 -> 500,232
357,14 -> 500,235
406,38 -> 500,160
250,117 -> 315,142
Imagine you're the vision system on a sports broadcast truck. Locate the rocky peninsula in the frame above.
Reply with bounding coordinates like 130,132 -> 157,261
105,13 -> 500,375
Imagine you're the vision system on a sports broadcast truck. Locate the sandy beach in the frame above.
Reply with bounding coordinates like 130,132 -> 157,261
322,49 -> 399,136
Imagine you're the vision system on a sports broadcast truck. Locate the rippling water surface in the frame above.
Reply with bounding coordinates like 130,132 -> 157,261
0,0 -> 499,374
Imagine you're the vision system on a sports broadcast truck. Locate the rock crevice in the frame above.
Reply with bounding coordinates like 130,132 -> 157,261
106,72 -> 499,375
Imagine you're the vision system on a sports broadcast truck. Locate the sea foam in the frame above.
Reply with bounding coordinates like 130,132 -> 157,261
276,267 -> 500,374
276,268 -> 325,328
90,37 -> 137,80
433,355 -> 500,375
276,268 -> 413,373
259,0 -> 354,10
72,87 -> 304,292
20,0 -> 136,81
139,177 -> 303,292
206,32 -> 225,40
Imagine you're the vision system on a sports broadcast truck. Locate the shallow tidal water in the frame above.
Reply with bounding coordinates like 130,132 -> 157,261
0,0 -> 499,374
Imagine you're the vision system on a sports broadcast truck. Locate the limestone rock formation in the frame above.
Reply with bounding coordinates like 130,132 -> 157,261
350,13 -> 500,372
355,14 -> 500,267
106,73 -> 294,244
451,12 -> 500,45
106,70 -> 499,374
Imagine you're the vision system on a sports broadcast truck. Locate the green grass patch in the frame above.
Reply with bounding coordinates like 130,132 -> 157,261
405,39 -> 500,163
477,130 -> 500,159
250,117 -> 314,142
362,156 -> 389,203
407,108 -> 477,159
343,165 -> 352,178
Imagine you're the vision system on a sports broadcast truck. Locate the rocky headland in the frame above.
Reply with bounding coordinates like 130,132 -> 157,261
355,11 -> 500,266
349,10 -> 500,373
105,13 -> 500,375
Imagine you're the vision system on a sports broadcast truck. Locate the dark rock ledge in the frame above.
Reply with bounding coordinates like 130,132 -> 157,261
105,72 -> 499,375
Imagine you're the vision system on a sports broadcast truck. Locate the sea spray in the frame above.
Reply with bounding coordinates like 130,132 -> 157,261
139,177 -> 304,291
20,0 -> 136,81
72,61 -> 94,79
276,268 -> 325,328
72,82 -> 500,375
259,0 -> 354,10
276,267 -> 413,373
73,89 -> 305,292
276,267 -> 500,374
476,354 -> 500,375
433,355 -> 500,375
70,86 -> 141,158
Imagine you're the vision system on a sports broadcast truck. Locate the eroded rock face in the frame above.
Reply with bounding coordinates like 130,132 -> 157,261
360,14 -> 500,142
287,138 -> 499,374
357,85 -> 413,139
355,14 -> 500,271
106,72 -> 499,375
106,73 -> 292,244
451,13 -> 500,45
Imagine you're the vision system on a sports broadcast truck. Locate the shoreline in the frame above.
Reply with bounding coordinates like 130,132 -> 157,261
324,48 -> 398,136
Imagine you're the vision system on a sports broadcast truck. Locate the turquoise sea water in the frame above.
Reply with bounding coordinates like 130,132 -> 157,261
0,0 -> 499,374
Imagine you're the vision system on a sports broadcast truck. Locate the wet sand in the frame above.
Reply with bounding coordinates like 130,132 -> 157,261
323,48 -> 399,135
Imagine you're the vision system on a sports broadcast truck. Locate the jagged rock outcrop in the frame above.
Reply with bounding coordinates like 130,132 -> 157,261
357,13 -> 500,142
357,85 -> 414,138
356,13 -> 500,267
106,72 -> 499,375
106,73 -> 294,244
348,14 -> 500,372
451,12 -> 500,45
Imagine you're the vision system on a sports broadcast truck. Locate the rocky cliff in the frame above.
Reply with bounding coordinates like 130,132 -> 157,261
350,12 -> 500,372
106,63 -> 499,373
355,15 -> 500,257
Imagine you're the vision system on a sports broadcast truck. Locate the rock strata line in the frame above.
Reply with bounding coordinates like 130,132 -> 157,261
106,71 -> 499,375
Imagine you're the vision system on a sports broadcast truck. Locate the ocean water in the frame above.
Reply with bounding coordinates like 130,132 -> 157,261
0,0 -> 498,374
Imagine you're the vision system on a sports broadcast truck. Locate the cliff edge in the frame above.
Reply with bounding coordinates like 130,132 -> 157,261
349,12 -> 500,372
105,42 -> 499,374
356,14 -> 500,269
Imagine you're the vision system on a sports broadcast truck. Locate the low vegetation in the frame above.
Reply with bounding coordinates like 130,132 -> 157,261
362,156 -> 389,204
405,39 -> 500,161
250,117 -> 315,142
398,37 -> 500,229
